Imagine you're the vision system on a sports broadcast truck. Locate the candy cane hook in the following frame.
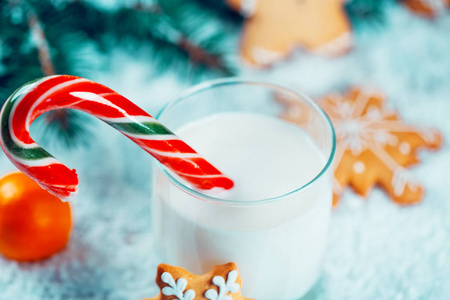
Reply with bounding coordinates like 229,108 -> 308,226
0,75 -> 233,198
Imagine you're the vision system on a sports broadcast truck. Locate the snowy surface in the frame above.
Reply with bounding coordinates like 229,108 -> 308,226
1,4 -> 450,300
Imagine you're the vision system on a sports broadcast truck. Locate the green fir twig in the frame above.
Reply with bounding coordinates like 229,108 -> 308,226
346,0 -> 393,26
111,0 -> 236,78
0,0 -> 237,147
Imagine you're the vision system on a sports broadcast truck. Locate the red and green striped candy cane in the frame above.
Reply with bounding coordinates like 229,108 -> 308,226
0,75 -> 233,199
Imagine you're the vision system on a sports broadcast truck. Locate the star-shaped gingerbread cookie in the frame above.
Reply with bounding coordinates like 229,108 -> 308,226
277,87 -> 442,206
227,0 -> 352,66
143,262 -> 252,300
403,0 -> 449,18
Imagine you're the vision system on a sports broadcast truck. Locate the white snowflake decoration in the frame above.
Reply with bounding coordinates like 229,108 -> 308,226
205,270 -> 240,300
160,272 -> 195,300
327,91 -> 402,156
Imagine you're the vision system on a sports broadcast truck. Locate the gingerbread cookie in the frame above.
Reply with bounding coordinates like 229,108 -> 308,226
227,0 -> 352,67
403,0 -> 449,18
277,87 -> 442,206
143,262 -> 252,300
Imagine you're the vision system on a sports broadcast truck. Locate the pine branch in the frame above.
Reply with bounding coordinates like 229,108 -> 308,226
161,0 -> 236,77
1,0 -> 237,100
178,37 -> 225,71
33,109 -> 92,148
26,5 -> 79,145
345,0 -> 393,27
1,0 -> 237,146
27,10 -> 55,76
0,0 -> 92,148
110,0 -> 235,78
0,0 -> 43,100
184,0 -> 243,25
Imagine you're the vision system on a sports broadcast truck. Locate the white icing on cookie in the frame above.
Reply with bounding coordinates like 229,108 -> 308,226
251,47 -> 284,65
161,272 -> 195,300
392,169 -> 419,196
205,270 -> 240,300
241,0 -> 258,16
313,32 -> 352,56
399,142 -> 411,155
353,161 -> 366,174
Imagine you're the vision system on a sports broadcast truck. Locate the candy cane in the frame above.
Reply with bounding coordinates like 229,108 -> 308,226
0,75 -> 234,198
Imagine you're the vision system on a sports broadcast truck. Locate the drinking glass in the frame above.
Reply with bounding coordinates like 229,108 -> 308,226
151,79 -> 336,300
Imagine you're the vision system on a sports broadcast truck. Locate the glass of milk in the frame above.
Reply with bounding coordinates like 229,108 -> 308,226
152,79 -> 336,300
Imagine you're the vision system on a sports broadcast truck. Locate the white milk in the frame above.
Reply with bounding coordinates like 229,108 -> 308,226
152,112 -> 332,300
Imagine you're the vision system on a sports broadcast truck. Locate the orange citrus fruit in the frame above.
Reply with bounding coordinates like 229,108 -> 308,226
0,171 -> 72,261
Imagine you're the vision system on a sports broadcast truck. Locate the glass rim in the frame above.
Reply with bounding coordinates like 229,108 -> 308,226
155,77 -> 336,207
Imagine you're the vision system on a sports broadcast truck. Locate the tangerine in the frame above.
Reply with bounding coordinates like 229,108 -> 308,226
0,171 -> 72,261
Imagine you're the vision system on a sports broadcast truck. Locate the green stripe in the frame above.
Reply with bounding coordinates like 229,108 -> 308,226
105,121 -> 173,135
1,82 -> 54,161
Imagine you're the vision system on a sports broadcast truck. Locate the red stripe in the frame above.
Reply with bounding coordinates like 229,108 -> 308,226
179,175 -> 234,190
6,155 -> 78,198
138,139 -> 197,153
151,155 -> 223,176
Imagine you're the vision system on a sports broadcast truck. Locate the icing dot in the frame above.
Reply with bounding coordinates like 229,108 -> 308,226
399,142 -> 411,155
353,161 -> 366,174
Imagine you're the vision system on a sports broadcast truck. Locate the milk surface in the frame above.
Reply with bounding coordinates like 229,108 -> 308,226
176,112 -> 325,201
152,112 -> 332,300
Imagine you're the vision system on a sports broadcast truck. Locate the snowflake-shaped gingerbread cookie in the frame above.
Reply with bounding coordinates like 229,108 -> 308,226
142,262 -> 252,300
278,87 -> 442,206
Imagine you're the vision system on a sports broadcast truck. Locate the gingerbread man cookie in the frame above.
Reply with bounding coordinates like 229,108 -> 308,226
143,262 -> 252,300
227,0 -> 352,66
403,0 -> 449,18
278,87 -> 442,206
